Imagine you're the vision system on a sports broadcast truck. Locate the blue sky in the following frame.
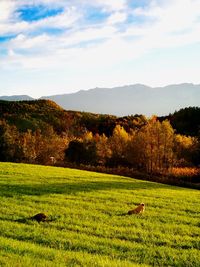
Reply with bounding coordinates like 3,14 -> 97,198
0,0 -> 200,97
18,5 -> 64,22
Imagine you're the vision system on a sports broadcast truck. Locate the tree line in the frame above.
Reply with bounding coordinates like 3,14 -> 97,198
0,116 -> 199,174
66,118 -> 200,174
0,100 -> 199,184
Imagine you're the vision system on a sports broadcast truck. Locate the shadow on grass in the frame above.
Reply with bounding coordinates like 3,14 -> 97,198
0,215 -> 60,224
14,216 -> 60,224
0,216 -> 30,224
14,218 -> 30,223
0,179 -> 177,198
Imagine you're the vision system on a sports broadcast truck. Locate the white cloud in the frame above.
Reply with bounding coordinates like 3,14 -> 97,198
1,0 -> 200,97
9,33 -> 50,49
93,0 -> 127,11
0,4 -> 80,36
133,0 -> 200,33
2,0 -> 200,61
123,0 -> 200,51
0,21 -> 28,35
59,25 -> 117,47
31,6 -> 80,29
0,1 -> 16,22
107,12 -> 127,24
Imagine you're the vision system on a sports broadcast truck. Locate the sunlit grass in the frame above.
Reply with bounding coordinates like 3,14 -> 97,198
0,162 -> 199,266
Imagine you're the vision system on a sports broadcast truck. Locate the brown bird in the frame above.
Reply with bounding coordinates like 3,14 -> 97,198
31,213 -> 47,223
128,203 -> 145,215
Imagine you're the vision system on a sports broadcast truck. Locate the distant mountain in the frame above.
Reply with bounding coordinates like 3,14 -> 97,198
1,83 -> 200,116
0,95 -> 34,101
40,83 -> 200,116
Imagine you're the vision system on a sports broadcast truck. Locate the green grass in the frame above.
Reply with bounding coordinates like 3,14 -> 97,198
0,162 -> 199,267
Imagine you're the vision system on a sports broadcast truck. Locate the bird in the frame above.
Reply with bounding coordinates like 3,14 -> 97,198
128,203 -> 145,215
31,213 -> 47,223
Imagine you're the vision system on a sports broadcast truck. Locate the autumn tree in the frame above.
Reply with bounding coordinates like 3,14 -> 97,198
95,134 -> 112,165
65,132 -> 97,165
108,125 -> 130,166
127,118 -> 175,174
0,120 -> 22,162
33,127 -> 68,165
174,134 -> 199,166
14,126 -> 68,165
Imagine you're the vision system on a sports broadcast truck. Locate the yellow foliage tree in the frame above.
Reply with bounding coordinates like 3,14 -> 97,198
109,125 -> 130,159
174,134 -> 198,166
127,119 -> 175,174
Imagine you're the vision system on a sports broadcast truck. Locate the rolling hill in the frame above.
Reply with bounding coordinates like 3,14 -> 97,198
0,99 -> 144,136
1,99 -> 200,138
0,162 -> 199,266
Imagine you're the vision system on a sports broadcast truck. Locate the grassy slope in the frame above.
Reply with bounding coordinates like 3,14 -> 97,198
0,163 -> 199,267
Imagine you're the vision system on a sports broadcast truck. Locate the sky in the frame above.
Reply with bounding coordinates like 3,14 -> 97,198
0,0 -> 200,98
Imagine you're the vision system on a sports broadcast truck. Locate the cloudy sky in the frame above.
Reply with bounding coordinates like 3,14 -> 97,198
0,0 -> 200,98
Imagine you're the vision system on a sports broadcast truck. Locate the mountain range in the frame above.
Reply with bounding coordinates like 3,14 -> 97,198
0,95 -> 34,101
1,83 -> 200,116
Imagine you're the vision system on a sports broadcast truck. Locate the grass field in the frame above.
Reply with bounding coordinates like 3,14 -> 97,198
0,162 -> 199,267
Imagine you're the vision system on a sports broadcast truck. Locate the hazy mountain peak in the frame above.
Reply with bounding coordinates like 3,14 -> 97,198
1,83 -> 200,116
40,83 -> 200,116
0,95 -> 35,101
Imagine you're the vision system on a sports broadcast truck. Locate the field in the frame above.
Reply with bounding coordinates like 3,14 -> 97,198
0,162 -> 199,267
